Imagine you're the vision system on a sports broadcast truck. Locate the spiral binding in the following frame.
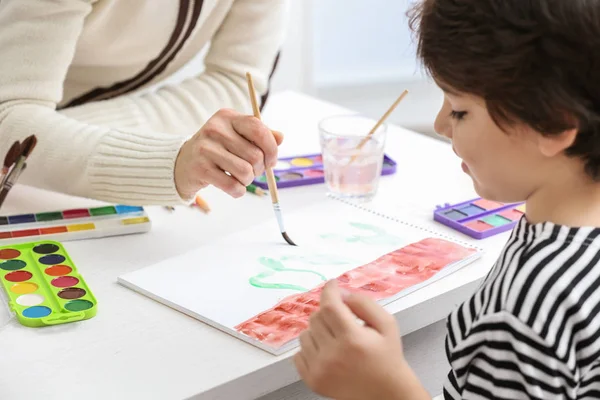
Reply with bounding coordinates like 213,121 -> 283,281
327,193 -> 484,252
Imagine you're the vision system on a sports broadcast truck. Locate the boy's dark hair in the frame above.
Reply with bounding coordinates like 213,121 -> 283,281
408,0 -> 600,180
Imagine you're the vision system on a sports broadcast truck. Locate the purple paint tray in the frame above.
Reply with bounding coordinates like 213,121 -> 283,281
433,197 -> 525,239
252,153 -> 397,189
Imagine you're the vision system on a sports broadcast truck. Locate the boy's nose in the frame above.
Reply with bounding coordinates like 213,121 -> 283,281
434,99 -> 452,140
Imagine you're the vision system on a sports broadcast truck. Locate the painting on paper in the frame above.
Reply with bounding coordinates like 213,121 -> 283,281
118,200 -> 481,355
235,237 -> 477,349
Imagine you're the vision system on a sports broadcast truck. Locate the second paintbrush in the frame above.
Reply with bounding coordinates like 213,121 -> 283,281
0,135 -> 37,209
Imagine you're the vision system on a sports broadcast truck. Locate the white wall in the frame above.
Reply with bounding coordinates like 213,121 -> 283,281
269,0 -> 314,95
270,0 -> 443,136
311,0 -> 424,87
172,0 -> 444,136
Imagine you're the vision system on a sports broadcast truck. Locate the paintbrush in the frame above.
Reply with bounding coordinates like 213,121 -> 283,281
246,72 -> 296,246
348,89 -> 409,165
0,141 -> 21,188
0,135 -> 37,209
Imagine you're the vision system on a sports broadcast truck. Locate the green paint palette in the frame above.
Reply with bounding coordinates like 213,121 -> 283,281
0,240 -> 97,327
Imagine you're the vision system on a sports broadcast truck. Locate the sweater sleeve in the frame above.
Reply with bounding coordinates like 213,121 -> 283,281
60,0 -> 288,138
0,0 -> 187,206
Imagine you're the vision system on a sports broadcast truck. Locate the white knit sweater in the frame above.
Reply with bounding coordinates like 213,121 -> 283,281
0,0 -> 287,205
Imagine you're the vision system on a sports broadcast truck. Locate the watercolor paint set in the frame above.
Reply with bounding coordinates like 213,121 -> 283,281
0,205 -> 151,244
0,240 -> 96,327
434,198 -> 526,239
252,153 -> 397,189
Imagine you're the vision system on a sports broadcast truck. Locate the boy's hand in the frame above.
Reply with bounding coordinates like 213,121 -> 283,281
294,280 -> 428,400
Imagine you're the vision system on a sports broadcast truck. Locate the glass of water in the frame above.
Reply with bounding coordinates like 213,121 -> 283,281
319,114 -> 387,201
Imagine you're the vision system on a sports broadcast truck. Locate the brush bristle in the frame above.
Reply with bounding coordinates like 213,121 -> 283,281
282,232 -> 297,246
4,141 -> 21,168
20,135 -> 37,158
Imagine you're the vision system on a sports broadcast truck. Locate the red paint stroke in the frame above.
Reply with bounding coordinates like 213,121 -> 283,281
234,238 -> 476,348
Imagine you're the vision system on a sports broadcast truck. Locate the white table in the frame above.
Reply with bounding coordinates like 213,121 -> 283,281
0,92 -> 508,400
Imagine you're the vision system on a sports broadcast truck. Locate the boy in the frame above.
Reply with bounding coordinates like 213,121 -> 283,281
294,0 -> 600,399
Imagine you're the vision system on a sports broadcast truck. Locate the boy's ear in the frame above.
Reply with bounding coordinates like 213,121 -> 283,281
538,128 -> 578,157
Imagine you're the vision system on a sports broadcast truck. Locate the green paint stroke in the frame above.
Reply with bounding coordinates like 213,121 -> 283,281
249,255 -> 347,291
248,223 -> 401,292
320,222 -> 403,246
261,256 -> 326,281
249,271 -> 310,292
280,254 -> 352,265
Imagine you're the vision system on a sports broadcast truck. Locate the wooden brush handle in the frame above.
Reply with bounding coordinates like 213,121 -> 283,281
246,73 -> 262,119
265,168 -> 279,203
246,72 -> 281,204
347,90 -> 409,165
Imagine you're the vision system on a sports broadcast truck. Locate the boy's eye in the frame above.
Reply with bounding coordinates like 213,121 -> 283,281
450,110 -> 467,120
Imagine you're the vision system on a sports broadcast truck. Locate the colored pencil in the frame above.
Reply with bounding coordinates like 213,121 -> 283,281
246,184 -> 266,196
193,194 -> 210,213
246,72 -> 296,246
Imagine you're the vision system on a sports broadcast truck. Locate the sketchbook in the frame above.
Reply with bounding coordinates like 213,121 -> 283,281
118,194 -> 482,355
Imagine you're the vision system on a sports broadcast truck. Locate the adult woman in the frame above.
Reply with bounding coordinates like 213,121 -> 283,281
0,0 -> 286,205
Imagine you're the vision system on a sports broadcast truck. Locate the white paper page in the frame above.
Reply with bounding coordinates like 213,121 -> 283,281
119,198 -> 480,353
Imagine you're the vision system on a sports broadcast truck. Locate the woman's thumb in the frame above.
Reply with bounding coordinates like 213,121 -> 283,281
272,130 -> 284,146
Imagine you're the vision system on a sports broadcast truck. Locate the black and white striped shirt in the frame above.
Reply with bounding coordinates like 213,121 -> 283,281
444,216 -> 600,399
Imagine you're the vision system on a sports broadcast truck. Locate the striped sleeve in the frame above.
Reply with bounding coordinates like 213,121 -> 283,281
446,311 -> 577,399
579,364 -> 600,398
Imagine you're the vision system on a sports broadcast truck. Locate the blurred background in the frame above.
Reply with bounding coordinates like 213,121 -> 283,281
268,0 -> 444,138
176,0 -> 445,138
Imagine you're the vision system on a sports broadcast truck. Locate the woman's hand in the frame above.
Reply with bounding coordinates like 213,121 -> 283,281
175,108 -> 283,199
295,280 -> 430,400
